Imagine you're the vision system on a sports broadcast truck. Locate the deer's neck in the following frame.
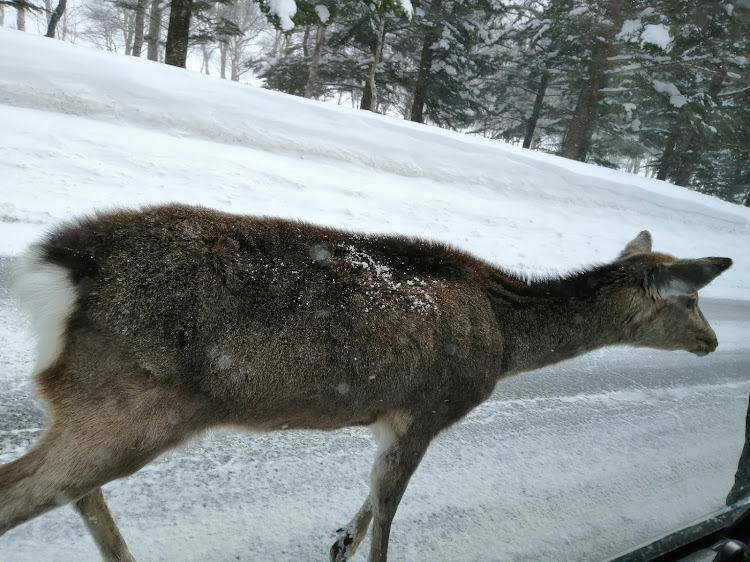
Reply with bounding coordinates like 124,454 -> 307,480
488,269 -> 620,375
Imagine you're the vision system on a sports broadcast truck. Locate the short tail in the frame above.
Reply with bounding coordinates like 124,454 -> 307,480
12,243 -> 77,373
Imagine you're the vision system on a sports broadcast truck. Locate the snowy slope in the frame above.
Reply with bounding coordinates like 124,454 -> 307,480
1,28 -> 748,299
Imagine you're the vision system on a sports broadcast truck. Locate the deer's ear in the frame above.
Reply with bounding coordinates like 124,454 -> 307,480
649,258 -> 733,297
619,231 -> 652,259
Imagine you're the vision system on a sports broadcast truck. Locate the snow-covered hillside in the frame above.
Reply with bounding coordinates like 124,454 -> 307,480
1,28 -> 748,299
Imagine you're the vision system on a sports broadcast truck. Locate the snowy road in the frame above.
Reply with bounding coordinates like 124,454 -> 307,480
1,256 -> 748,562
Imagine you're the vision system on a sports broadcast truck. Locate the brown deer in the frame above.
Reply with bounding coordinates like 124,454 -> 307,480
0,204 -> 732,562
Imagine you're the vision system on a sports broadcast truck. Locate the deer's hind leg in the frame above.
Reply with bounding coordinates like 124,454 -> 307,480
74,488 -> 136,562
0,359 -> 210,560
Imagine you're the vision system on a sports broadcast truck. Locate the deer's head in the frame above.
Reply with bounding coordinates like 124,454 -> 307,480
609,231 -> 732,356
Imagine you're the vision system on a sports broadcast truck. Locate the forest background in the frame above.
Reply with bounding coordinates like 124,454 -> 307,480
2,0 -> 749,206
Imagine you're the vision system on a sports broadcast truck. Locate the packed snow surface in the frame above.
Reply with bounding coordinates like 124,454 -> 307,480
1,28 -> 750,562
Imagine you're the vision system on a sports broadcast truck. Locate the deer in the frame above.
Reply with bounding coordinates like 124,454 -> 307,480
0,203 -> 732,562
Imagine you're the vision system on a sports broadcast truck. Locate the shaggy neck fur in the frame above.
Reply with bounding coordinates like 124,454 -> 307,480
487,264 -> 627,374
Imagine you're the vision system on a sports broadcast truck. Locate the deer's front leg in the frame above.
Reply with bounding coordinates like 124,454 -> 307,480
368,438 -> 430,562
368,414 -> 434,562
330,412 -> 435,562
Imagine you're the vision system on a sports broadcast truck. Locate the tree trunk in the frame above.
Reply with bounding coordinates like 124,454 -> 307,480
559,0 -> 625,161
164,0 -> 193,68
146,0 -> 163,62
123,10 -> 136,56
200,44 -> 211,75
271,30 -> 283,57
0,6 -> 5,26
16,5 -> 25,31
523,70 -> 549,149
59,4 -> 68,39
361,11 -> 386,112
228,39 -> 242,82
629,157 -> 641,175
131,0 -> 149,57
559,81 -> 596,160
44,0 -> 52,24
302,26 -> 311,58
219,42 -> 228,79
671,132 -> 701,187
360,83 -> 373,111
231,53 -> 240,81
45,0 -> 66,38
410,0 -> 442,123
656,124 -> 681,181
304,25 -> 326,98
731,150 -> 750,201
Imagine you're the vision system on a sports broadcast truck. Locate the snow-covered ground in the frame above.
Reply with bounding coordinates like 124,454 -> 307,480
1,28 -> 750,562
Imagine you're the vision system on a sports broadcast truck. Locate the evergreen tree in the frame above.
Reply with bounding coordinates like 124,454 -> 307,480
558,0 -> 632,161
403,0 -> 503,128
605,0 -> 750,197
476,0 -> 589,149
654,0 -> 748,194
258,0 -> 411,111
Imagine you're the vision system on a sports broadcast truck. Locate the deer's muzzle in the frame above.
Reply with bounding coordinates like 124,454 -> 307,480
692,335 -> 718,356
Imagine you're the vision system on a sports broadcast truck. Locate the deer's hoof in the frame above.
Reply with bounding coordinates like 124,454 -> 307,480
330,528 -> 354,562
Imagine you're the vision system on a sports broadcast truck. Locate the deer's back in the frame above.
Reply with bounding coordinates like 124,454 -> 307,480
39,205 -> 502,430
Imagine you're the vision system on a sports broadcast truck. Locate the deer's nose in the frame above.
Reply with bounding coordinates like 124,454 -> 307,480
693,335 -> 718,356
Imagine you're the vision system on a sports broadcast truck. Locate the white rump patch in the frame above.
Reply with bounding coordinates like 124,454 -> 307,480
12,244 -> 77,372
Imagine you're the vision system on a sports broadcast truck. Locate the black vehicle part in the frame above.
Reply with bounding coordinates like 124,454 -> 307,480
711,539 -> 748,562
608,503 -> 750,562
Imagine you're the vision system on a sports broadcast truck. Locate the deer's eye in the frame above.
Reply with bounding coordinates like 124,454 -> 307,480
686,296 -> 698,309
